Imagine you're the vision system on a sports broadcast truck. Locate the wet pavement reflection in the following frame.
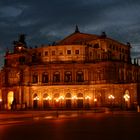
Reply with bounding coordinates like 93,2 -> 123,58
0,111 -> 140,140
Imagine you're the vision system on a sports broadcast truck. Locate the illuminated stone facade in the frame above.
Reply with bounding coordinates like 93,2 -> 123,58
0,27 -> 140,110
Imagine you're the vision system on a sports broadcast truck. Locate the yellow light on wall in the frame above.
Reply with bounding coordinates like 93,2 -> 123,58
123,94 -> 130,101
18,46 -> 22,51
108,95 -> 115,100
72,95 -> 77,100
59,96 -> 65,100
55,98 -> 59,102
33,96 -> 39,100
48,96 -> 52,100
78,97 -> 84,99
94,98 -> 97,102
0,99 -> 2,102
43,96 -> 52,100
85,96 -> 91,100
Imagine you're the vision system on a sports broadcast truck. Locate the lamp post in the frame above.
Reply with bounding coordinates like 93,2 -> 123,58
94,98 -> 97,107
43,96 -> 52,109
54,98 -> 59,108
108,95 -> 115,110
85,96 -> 91,109
123,94 -> 130,110
72,95 -> 77,109
54,98 -> 60,117
33,96 -> 39,109
58,96 -> 64,109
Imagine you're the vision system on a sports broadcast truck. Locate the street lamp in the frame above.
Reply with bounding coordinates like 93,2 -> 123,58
58,96 -> 65,108
33,96 -> 39,101
123,94 -> 130,101
123,94 -> 130,109
108,94 -> 115,108
94,98 -> 97,102
43,96 -> 52,109
94,98 -> 97,107
85,96 -> 91,100
108,95 -> 115,100
85,96 -> 91,109
72,95 -> 77,108
72,95 -> 77,100
43,96 -> 52,101
59,96 -> 65,100
33,96 -> 39,109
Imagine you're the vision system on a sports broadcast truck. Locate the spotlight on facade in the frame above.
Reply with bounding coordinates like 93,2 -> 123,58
108,95 -> 115,100
0,99 -> 2,102
59,96 -> 65,100
33,96 -> 39,101
18,46 -> 22,51
43,96 -> 52,100
123,94 -> 130,101
48,96 -> 52,100
72,95 -> 77,100
85,96 -> 91,100
94,98 -> 97,102
108,95 -> 115,108
55,98 -> 59,102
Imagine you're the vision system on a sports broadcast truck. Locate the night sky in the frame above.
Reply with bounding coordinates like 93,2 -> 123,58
0,0 -> 140,67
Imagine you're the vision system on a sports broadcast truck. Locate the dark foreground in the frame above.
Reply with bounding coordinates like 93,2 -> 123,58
0,111 -> 140,140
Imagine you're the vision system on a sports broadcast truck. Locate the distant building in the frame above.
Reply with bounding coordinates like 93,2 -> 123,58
0,26 -> 140,110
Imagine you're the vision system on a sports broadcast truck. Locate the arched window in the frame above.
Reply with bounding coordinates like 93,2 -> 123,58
32,73 -> 38,83
94,43 -> 99,48
42,72 -> 48,83
53,72 -> 60,82
54,93 -> 59,99
77,93 -> 83,98
76,71 -> 84,82
64,71 -> 72,82
33,94 -> 39,101
43,93 -> 49,100
65,93 -> 72,98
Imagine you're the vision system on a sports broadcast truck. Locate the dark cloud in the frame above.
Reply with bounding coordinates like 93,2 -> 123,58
0,0 -> 140,67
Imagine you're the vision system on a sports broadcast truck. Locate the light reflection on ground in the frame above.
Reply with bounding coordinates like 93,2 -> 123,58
0,111 -> 140,140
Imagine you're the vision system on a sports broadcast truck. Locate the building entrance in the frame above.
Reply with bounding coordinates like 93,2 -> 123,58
7,91 -> 14,110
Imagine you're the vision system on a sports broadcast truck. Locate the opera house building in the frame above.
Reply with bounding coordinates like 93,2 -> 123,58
0,26 -> 140,110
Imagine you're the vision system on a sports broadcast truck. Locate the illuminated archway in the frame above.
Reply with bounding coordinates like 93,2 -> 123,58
77,93 -> 83,108
53,93 -> 60,108
85,95 -> 91,109
96,91 -> 102,107
33,94 -> 39,109
65,93 -> 72,109
43,93 -> 50,109
124,90 -> 130,109
7,91 -> 14,110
